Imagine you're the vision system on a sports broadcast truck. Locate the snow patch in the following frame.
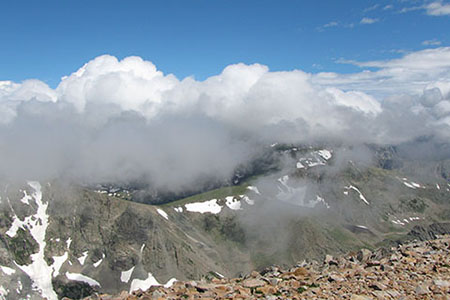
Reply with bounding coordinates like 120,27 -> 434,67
157,208 -> 169,220
5,213 -> 24,238
120,266 -> 135,283
185,233 -> 202,245
311,195 -> 330,209
20,190 -> 32,205
403,182 -> 416,189
180,193 -> 256,215
225,196 -> 242,210
77,251 -> 88,265
392,220 -> 405,226
344,185 -> 370,205
16,280 -> 23,294
276,175 -> 303,202
391,216 -> 421,226
51,252 -> 68,277
129,273 -> 176,294
247,186 -> 261,195
317,149 -> 332,160
66,272 -> 100,287
296,162 -> 305,169
66,238 -> 72,249
0,266 -> 15,275
278,175 -> 290,188
399,177 -> 425,189
13,181 -> 59,300
411,182 -> 422,188
164,278 -> 177,288
93,254 -> 105,268
185,199 -> 222,214
276,176 -> 328,208
129,273 -> 159,293
241,195 -> 255,205
0,285 -> 8,300
296,149 -> 332,169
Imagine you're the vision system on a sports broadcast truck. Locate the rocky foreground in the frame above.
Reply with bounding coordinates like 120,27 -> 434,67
76,236 -> 450,300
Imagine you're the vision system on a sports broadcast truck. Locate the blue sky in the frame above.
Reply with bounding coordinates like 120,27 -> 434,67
0,0 -> 449,186
0,0 -> 449,87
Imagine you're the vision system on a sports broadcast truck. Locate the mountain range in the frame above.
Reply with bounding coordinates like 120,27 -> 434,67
1,142 -> 449,299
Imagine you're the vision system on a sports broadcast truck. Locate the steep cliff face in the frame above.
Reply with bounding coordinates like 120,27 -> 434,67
0,145 -> 449,299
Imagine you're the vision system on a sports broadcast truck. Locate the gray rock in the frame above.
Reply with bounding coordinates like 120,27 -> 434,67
357,249 -> 372,262
415,284 -> 429,295
433,279 -> 450,287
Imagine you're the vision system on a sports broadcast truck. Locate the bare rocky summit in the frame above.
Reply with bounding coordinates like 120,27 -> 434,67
76,235 -> 450,300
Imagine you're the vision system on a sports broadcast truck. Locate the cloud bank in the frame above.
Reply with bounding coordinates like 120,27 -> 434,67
0,48 -> 449,189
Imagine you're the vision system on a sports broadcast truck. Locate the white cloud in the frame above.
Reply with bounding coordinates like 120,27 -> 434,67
399,6 -> 421,13
364,4 -> 379,12
323,87 -> 382,115
56,55 -> 178,114
0,49 -> 450,186
425,1 -> 450,16
360,17 -> 379,24
400,1 -> 450,16
0,79 -> 56,103
317,47 -> 450,97
383,5 -> 394,10
344,47 -> 450,70
323,21 -> 339,28
422,39 -> 442,46
317,21 -> 339,31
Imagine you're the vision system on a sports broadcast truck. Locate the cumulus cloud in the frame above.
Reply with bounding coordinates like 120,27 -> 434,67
0,49 -> 449,190
57,56 -> 178,115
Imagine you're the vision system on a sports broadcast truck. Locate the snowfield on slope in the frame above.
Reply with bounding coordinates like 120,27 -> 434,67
397,177 -> 425,189
276,175 -> 330,208
185,199 -> 222,214
178,195 -> 255,214
6,182 -> 60,300
121,266 -> 135,283
66,272 -> 100,287
157,208 -> 169,220
296,149 -> 332,169
129,273 -> 176,294
344,185 -> 370,205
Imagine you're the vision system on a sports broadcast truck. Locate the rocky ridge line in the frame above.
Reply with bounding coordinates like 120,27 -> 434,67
75,235 -> 450,300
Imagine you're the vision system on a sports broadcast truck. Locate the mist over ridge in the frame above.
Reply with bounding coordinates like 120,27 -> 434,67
0,49 -> 449,189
